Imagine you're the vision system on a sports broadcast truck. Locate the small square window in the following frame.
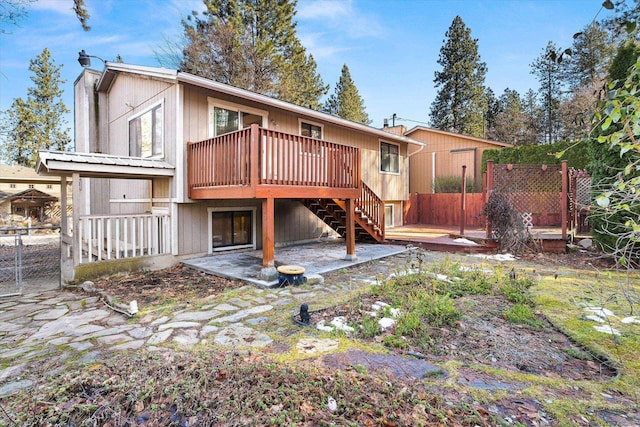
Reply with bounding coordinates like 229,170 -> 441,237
28,184 -> 34,189
380,142 -> 399,173
9,183 -> 16,189
301,122 -> 322,139
47,184 -> 52,189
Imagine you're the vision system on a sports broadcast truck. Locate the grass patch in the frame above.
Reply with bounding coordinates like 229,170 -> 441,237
503,303 -> 543,330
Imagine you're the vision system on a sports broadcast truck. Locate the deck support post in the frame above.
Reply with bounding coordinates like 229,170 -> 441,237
344,198 -> 357,261
260,197 -> 277,280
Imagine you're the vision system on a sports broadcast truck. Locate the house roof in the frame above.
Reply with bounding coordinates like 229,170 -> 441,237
404,126 -> 511,148
96,62 -> 426,148
35,151 -> 175,179
0,188 -> 58,205
0,164 -> 62,184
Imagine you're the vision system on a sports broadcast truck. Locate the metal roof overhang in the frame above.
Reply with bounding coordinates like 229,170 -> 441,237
36,151 -> 175,179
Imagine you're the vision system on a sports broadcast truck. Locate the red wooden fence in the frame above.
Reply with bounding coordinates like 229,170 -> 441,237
403,193 -> 486,227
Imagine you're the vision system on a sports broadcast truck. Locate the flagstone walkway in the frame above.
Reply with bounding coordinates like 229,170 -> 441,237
0,265 -> 389,397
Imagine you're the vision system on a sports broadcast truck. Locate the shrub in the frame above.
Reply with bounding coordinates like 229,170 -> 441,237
434,176 -> 481,193
503,303 -> 542,330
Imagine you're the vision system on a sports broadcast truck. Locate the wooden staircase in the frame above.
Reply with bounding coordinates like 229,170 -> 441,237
303,181 -> 385,242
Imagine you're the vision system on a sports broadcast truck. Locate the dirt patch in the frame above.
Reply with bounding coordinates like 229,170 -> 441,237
89,263 -> 245,306
308,292 -> 617,382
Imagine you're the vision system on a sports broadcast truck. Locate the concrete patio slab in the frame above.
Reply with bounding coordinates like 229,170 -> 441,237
182,239 -> 410,287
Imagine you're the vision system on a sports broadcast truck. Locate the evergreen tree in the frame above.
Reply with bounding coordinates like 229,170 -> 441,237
429,16 -> 488,137
323,64 -> 370,124
530,41 -> 565,143
0,48 -> 70,167
181,0 -> 327,109
563,22 -> 615,90
521,89 -> 542,145
486,88 -> 528,145
483,87 -> 498,139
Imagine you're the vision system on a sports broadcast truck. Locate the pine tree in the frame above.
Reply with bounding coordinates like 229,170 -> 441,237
1,48 -> 70,167
486,88 -> 528,145
323,64 -> 370,124
530,41 -> 564,143
181,0 -> 327,108
521,89 -> 542,145
563,22 -> 615,90
429,16 -> 488,137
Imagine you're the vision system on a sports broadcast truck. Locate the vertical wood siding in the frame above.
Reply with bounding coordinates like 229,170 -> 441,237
177,199 -> 331,255
182,86 -> 409,202
408,128 -> 506,193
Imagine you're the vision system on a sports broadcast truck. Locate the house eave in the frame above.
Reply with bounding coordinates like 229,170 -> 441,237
405,125 -> 511,147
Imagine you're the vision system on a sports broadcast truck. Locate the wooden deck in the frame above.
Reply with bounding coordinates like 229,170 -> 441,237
188,124 -> 361,200
386,224 -> 580,254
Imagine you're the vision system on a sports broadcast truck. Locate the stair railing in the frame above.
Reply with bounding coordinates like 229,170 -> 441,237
355,181 -> 385,238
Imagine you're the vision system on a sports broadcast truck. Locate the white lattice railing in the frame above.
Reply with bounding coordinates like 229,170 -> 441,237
77,213 -> 171,263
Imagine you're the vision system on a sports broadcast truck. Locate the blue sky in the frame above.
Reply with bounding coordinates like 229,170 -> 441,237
0,0 -> 613,136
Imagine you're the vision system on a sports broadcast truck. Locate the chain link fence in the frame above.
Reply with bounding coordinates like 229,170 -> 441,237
0,227 -> 61,298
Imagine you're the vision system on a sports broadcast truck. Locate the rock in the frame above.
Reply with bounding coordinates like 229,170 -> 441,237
214,324 -> 273,347
305,273 -> 324,285
147,329 -> 173,345
158,321 -> 201,331
594,325 -> 621,335
296,337 -> 339,354
173,310 -> 222,322
0,379 -> 33,397
81,281 -> 97,292
578,238 -> 593,249
378,317 -> 396,330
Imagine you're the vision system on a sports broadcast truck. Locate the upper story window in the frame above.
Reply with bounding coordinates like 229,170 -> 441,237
208,98 -> 266,137
28,184 -> 35,189
47,184 -> 53,189
300,121 -> 322,139
380,141 -> 399,174
9,183 -> 16,189
129,102 -> 163,158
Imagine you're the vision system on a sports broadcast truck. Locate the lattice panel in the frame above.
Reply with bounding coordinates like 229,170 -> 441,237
492,164 -> 562,215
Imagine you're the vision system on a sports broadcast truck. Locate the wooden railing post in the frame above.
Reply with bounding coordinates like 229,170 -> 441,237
460,165 -> 467,235
561,160 -> 568,240
486,160 -> 494,239
250,124 -> 260,187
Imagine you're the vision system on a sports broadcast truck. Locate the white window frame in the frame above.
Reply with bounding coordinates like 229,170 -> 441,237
384,204 -> 394,229
128,100 -> 164,159
207,98 -> 268,138
379,140 -> 400,175
298,119 -> 324,140
207,207 -> 257,254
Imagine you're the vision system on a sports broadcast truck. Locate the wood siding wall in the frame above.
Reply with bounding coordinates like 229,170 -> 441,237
404,193 -> 486,227
177,199 -> 331,255
182,85 -> 408,202
407,128 -> 506,194
103,73 -> 177,216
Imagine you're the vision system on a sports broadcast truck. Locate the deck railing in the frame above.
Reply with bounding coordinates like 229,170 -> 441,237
356,181 -> 385,237
188,124 -> 360,193
77,213 -> 171,263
